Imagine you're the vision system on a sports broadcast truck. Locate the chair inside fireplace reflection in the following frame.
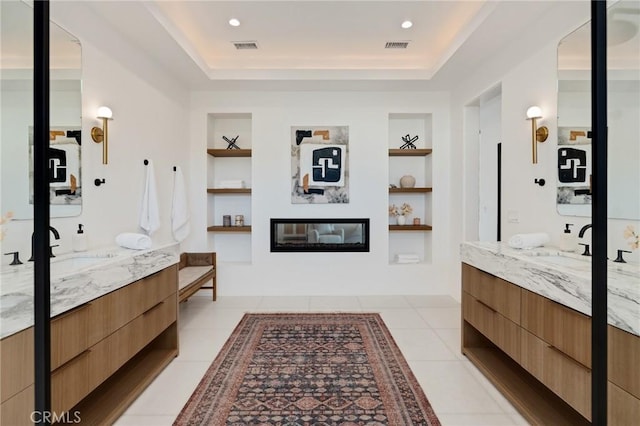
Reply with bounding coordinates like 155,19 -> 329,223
276,223 -> 364,245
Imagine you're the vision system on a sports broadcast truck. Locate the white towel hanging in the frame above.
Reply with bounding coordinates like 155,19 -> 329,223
139,159 -> 160,235
171,166 -> 191,242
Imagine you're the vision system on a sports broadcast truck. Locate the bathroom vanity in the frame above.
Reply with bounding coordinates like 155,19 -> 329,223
0,244 -> 180,425
460,242 -> 640,425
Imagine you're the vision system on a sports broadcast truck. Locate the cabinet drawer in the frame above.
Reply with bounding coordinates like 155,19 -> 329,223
461,263 -> 520,324
51,348 -> 91,414
609,381 -> 640,426
88,293 -> 177,391
0,385 -> 34,426
520,329 -> 591,420
608,325 -> 640,399
521,289 -> 591,369
0,328 -> 34,403
105,265 -> 177,334
50,265 -> 177,369
463,293 -> 520,362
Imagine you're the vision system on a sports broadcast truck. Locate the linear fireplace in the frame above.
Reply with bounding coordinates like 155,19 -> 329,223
270,218 -> 370,252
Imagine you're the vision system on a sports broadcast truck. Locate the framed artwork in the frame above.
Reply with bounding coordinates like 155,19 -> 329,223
557,126 -> 591,215
291,126 -> 349,204
29,126 -> 82,206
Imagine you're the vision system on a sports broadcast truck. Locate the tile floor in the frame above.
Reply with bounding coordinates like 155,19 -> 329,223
115,293 -> 530,426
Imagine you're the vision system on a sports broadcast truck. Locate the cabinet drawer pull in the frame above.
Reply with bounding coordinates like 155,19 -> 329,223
54,302 -> 92,321
53,349 -> 91,373
477,299 -> 497,314
142,301 -> 164,316
547,345 -> 590,371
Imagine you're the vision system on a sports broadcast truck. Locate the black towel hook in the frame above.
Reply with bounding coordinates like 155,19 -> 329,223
173,166 -> 177,171
143,159 -> 149,165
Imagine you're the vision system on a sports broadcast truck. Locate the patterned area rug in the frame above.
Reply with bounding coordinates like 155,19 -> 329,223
174,313 -> 440,425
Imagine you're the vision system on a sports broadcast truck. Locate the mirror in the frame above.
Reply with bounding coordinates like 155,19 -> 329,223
1,0 -> 82,219
270,218 -> 370,252
557,0 -> 640,220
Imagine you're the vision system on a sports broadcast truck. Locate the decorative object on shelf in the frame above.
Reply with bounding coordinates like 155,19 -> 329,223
399,134 -> 418,149
292,126 -> 349,204
389,184 -> 397,189
223,135 -> 240,149
389,203 -> 412,225
413,218 -> 421,225
399,175 -> 416,188
235,215 -> 244,226
223,215 -> 231,227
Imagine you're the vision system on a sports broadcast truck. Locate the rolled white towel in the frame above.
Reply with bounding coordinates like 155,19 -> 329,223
115,233 -> 152,250
508,233 -> 550,249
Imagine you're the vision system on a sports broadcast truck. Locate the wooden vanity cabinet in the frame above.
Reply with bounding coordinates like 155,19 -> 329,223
462,262 -> 640,425
0,264 -> 179,425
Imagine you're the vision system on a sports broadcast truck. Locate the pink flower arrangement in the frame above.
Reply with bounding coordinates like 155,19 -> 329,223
0,211 -> 14,241
623,225 -> 639,250
389,203 -> 413,217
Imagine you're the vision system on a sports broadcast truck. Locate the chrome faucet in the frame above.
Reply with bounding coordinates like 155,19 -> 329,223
578,224 -> 592,238
28,226 -> 61,261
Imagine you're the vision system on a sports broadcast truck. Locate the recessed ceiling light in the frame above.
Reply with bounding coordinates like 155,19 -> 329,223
229,18 -> 240,27
401,20 -> 413,29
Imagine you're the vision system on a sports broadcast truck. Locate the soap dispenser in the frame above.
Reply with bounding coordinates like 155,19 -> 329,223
72,224 -> 87,252
559,223 -> 576,252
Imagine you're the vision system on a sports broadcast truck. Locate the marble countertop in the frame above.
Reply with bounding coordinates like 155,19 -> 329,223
0,242 -> 180,339
461,241 -> 640,337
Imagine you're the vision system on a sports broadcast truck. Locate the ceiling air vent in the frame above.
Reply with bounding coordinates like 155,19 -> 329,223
385,41 -> 409,49
233,41 -> 258,50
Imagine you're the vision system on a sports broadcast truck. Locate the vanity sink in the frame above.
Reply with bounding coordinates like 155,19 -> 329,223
50,252 -> 120,274
532,254 -> 590,269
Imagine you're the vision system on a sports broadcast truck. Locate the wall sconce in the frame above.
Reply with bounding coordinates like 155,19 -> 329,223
526,106 -> 548,164
91,106 -> 113,164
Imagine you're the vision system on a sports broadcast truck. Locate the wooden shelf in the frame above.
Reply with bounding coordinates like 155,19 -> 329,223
389,224 -> 432,231
389,148 -> 432,157
207,148 -> 252,157
389,187 -> 432,193
207,225 -> 252,233
463,345 -> 590,426
60,345 -> 178,425
207,188 -> 251,194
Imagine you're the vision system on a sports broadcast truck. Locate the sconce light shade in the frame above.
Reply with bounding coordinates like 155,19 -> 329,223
526,106 -> 543,119
96,106 -> 113,119
91,106 -> 113,164
526,105 -> 548,164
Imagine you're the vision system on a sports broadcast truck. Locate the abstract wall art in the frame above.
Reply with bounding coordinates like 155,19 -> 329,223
557,126 -> 591,215
291,126 -> 349,204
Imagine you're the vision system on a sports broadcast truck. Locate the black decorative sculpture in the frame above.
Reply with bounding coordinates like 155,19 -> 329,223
400,134 -> 418,149
223,135 -> 240,149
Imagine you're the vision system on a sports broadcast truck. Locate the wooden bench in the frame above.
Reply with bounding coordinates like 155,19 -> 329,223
178,252 -> 216,302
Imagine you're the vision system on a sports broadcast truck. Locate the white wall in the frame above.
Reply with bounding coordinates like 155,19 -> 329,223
186,91 -> 452,296
450,2 -> 640,296
0,7 -> 190,265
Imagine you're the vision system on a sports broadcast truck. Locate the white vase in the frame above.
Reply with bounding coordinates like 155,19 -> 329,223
396,215 -> 406,225
400,175 -> 416,188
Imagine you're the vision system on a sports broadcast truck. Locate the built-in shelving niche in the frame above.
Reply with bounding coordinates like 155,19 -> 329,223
388,113 -> 433,265
206,113 -> 252,263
